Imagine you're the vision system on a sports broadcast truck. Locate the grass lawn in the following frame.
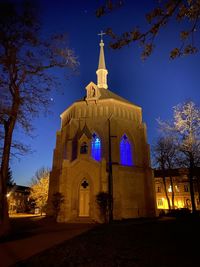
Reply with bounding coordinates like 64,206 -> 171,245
14,215 -> 200,267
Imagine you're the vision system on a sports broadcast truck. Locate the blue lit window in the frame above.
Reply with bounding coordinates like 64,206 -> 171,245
120,134 -> 133,166
91,133 -> 101,161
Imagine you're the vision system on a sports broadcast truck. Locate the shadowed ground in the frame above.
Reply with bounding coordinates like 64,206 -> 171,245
1,214 -> 200,267
0,215 -> 95,267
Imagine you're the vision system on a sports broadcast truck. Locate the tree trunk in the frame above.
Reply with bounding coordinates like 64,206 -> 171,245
196,177 -> 200,209
162,176 -> 171,210
188,165 -> 196,213
0,124 -> 12,237
169,176 -> 175,209
0,180 -> 9,238
0,99 -> 19,238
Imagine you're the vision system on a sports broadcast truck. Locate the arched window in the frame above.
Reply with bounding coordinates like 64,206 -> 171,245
120,134 -> 133,166
91,133 -> 101,161
80,142 -> 88,154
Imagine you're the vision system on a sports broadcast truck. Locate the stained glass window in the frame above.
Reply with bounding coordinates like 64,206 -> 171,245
120,134 -> 133,166
91,133 -> 101,161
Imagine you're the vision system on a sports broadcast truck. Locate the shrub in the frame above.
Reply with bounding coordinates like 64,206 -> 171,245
96,192 -> 110,223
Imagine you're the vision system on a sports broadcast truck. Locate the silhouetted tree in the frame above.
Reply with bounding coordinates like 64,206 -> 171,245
0,0 -> 78,237
96,0 -> 200,59
96,192 -> 110,223
152,135 -> 179,209
6,167 -> 15,187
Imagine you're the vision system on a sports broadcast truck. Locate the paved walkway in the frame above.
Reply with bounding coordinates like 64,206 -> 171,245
0,215 -> 95,267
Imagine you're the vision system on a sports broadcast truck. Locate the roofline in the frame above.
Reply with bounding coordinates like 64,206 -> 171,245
60,98 -> 141,119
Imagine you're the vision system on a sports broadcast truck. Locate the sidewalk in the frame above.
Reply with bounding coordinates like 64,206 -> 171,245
0,215 -> 94,267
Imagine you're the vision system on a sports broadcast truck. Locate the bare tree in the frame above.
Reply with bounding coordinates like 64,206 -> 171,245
0,1 -> 78,237
153,134 -> 180,209
6,167 -> 14,187
31,167 -> 50,186
96,0 -> 200,59
153,136 -> 173,209
159,101 -> 200,213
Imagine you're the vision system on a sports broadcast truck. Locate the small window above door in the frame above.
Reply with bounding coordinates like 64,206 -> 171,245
80,142 -> 88,154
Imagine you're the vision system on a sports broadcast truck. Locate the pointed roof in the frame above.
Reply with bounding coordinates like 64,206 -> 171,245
98,39 -> 106,70
77,124 -> 92,139
96,32 -> 108,89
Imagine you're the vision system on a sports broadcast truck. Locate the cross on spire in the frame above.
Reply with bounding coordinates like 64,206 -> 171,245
98,30 -> 106,42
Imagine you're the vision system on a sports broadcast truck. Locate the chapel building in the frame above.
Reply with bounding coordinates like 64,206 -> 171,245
47,36 -> 156,222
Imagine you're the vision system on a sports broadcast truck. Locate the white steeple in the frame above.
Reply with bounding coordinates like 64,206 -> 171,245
96,31 -> 108,89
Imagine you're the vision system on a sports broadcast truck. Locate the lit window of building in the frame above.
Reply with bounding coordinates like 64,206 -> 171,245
168,185 -> 172,193
120,134 -> 133,166
175,185 -> 179,192
184,184 -> 189,192
154,168 -> 200,212
157,199 -> 163,206
157,186 -> 161,193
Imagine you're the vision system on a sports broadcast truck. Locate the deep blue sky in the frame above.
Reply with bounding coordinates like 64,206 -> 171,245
12,0 -> 200,185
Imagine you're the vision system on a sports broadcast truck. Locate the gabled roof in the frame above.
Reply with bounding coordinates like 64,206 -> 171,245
154,167 -> 200,178
78,87 -> 139,107
7,184 -> 30,194
77,124 -> 92,140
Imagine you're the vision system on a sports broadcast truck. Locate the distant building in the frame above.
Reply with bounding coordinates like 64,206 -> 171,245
47,36 -> 156,223
7,184 -> 31,214
154,168 -> 200,211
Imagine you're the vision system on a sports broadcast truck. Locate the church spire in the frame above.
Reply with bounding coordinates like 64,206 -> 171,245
96,31 -> 108,89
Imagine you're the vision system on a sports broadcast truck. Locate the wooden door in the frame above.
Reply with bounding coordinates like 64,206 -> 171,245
79,180 -> 90,217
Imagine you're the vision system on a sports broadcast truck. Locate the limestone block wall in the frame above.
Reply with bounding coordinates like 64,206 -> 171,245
112,165 -> 155,219
47,97 -> 156,221
57,158 -> 108,222
143,168 -> 157,216
112,166 -> 143,219
59,99 -> 150,168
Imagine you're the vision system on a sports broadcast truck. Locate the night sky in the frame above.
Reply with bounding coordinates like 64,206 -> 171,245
12,0 -> 200,185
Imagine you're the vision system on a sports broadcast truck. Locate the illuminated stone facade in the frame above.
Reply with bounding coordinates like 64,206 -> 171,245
47,37 -> 156,222
154,169 -> 200,211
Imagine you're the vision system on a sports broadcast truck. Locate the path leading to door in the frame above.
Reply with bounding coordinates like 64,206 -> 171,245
0,215 -> 95,267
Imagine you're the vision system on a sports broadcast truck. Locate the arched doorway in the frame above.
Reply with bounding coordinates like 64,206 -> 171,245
79,179 -> 90,217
